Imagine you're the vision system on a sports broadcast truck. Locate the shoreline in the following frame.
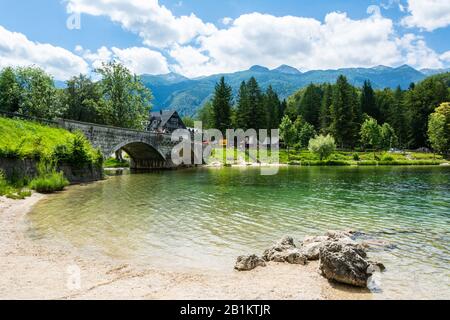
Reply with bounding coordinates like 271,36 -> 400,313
0,192 -> 372,300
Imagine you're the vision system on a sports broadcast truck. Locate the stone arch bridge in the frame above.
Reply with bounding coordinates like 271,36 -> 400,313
58,119 -> 193,170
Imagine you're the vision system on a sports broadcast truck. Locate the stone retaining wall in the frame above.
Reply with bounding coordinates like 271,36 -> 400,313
0,158 -> 103,184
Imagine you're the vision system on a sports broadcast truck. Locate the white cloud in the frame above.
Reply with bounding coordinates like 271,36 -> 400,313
7,1 -> 446,79
74,45 -> 84,53
111,47 -> 169,75
66,0 -> 217,48
221,17 -> 233,25
439,51 -> 450,63
397,34 -> 444,69
169,11 -> 401,77
401,0 -> 450,31
169,45 -> 210,78
80,46 -> 169,75
167,10 -> 450,77
0,25 -> 88,80
80,46 -> 112,70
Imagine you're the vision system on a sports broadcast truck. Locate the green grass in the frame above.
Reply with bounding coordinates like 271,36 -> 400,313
0,170 -> 33,199
0,116 -> 102,166
206,147 -> 446,166
0,117 -> 102,199
104,158 -> 130,168
29,171 -> 69,194
5,190 -> 32,200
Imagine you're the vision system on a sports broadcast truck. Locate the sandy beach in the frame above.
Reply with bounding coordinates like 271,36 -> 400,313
0,193 -> 372,300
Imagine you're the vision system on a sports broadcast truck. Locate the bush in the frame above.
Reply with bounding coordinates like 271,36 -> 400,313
29,171 -> 69,193
308,135 -> 336,160
353,153 -> 360,161
381,153 -> 394,161
53,132 -> 103,167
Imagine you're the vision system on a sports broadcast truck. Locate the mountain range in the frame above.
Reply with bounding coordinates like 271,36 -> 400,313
141,64 -> 440,116
56,64 -> 447,116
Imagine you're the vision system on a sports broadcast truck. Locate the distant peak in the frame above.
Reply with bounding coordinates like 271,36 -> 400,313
163,72 -> 188,79
396,64 -> 414,70
249,65 -> 270,72
273,64 -> 301,75
372,65 -> 392,71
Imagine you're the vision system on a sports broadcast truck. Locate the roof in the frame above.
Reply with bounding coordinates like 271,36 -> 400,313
150,110 -> 177,128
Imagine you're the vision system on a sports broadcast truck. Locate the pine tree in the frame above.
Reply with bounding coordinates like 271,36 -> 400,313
329,75 -> 359,148
299,83 -> 322,129
245,77 -> 266,130
361,80 -> 378,119
211,76 -> 233,134
383,86 -> 408,147
375,88 -> 395,124
236,81 -> 250,129
263,85 -> 281,129
319,83 -> 333,134
279,99 -> 287,125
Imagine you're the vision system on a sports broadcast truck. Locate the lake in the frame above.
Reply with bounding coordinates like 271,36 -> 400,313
28,166 -> 450,299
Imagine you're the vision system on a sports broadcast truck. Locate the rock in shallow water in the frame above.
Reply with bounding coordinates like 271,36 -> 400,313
298,230 -> 363,261
319,241 -> 372,287
234,254 -> 266,271
262,236 -> 307,265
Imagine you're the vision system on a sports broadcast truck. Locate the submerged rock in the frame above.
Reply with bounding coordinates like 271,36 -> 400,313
368,260 -> 386,272
361,239 -> 397,250
234,255 -> 266,271
319,241 -> 372,287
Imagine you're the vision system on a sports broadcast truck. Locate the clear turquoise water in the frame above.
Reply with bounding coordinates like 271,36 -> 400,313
28,166 -> 450,299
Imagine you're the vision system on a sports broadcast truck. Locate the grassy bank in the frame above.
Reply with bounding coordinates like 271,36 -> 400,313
0,116 -> 102,198
103,158 -> 130,168
208,147 -> 446,166
0,117 -> 102,163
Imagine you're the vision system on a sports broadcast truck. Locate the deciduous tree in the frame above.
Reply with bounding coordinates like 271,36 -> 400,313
308,134 -> 336,160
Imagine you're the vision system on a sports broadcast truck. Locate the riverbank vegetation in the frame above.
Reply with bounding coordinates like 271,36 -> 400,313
29,171 -> 69,194
208,146 -> 445,166
0,117 -> 102,165
0,116 -> 102,197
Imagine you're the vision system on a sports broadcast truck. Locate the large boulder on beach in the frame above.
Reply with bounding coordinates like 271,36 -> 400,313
299,241 -> 323,260
234,255 -> 266,271
319,241 -> 372,287
299,230 -> 363,261
262,236 -> 307,265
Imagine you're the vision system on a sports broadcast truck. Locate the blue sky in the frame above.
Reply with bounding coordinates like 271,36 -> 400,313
0,0 -> 449,79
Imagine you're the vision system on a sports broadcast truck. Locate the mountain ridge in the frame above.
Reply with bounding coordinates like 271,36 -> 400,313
141,64 -> 433,116
56,65 -> 446,116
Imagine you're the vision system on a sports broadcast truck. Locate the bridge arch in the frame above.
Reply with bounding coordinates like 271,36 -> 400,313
109,140 -> 166,161
108,140 -> 171,169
